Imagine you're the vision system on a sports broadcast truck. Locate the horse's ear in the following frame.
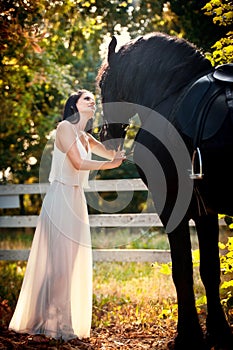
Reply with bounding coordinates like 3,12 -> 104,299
108,36 -> 117,64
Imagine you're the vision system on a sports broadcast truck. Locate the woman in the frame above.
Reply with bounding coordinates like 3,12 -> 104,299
9,89 -> 125,341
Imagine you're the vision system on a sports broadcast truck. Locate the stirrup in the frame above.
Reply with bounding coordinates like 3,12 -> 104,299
189,147 -> 204,180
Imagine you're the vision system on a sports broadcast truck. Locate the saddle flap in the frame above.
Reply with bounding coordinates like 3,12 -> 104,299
176,73 -> 229,142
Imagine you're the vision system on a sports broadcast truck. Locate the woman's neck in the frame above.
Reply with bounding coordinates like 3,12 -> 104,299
75,117 -> 88,133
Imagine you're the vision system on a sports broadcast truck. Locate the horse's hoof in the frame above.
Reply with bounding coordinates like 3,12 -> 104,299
205,323 -> 233,350
206,335 -> 233,350
167,337 -> 210,350
212,344 -> 233,350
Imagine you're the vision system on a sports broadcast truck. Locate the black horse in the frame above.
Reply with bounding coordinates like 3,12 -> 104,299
97,32 -> 233,350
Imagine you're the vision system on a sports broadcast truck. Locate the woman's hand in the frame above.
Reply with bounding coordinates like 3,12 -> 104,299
109,148 -> 126,169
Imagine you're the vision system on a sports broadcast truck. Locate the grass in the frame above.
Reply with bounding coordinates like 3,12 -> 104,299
91,227 -> 170,249
0,226 -> 213,250
0,223 -> 233,349
0,259 -> 179,331
0,226 -> 232,328
92,260 -> 209,328
1,259 -> 230,349
0,223 -> 231,250
93,262 -> 176,309
0,227 -> 171,250
0,260 -> 179,349
1,251 -> 231,348
0,228 -> 34,249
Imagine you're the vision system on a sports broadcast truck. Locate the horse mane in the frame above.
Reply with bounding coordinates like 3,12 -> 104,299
97,32 -> 212,109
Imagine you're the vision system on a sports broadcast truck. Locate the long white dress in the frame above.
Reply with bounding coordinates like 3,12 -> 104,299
9,131 -> 93,341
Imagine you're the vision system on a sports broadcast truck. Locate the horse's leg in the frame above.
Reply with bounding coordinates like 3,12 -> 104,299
167,220 -> 208,350
195,214 -> 233,350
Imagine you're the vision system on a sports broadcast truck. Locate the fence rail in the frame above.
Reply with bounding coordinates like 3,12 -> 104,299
0,180 -> 225,262
0,213 -> 163,228
0,179 -> 147,195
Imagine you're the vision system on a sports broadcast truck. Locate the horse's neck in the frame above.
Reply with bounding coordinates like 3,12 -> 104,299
137,89 -> 182,126
156,92 -> 181,119
135,64 -> 212,124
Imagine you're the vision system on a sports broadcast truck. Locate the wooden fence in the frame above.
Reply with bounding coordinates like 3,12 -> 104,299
0,179 -> 225,263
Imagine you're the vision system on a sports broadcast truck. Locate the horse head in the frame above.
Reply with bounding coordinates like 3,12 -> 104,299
97,36 -> 139,150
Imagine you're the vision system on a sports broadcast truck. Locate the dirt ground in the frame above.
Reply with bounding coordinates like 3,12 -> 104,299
0,322 -> 177,350
0,298 -> 178,350
1,297 -> 229,350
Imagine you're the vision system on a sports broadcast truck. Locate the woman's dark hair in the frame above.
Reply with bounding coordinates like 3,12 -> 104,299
63,89 -> 94,132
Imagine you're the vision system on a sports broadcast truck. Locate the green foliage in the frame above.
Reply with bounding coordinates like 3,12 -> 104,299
156,262 -> 172,276
202,0 -> 233,65
192,227 -> 233,316
169,0 -> 228,49
209,33 -> 233,64
202,0 -> 232,26
0,261 -> 26,308
219,236 -> 233,288
1,0 -> 228,186
218,233 -> 233,323
0,1 -> 73,183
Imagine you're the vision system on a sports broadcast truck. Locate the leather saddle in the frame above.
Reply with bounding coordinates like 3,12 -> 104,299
176,63 -> 233,179
176,64 -> 233,146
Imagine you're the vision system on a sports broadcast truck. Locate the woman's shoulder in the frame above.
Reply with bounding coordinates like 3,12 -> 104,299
57,120 -> 72,131
57,120 -> 77,136
56,121 -> 76,142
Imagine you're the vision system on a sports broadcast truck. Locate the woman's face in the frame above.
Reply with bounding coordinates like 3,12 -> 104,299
76,92 -> 96,119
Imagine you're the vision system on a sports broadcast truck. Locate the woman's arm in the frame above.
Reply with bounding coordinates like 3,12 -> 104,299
67,142 -> 124,170
56,121 -> 125,171
87,133 -> 116,160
